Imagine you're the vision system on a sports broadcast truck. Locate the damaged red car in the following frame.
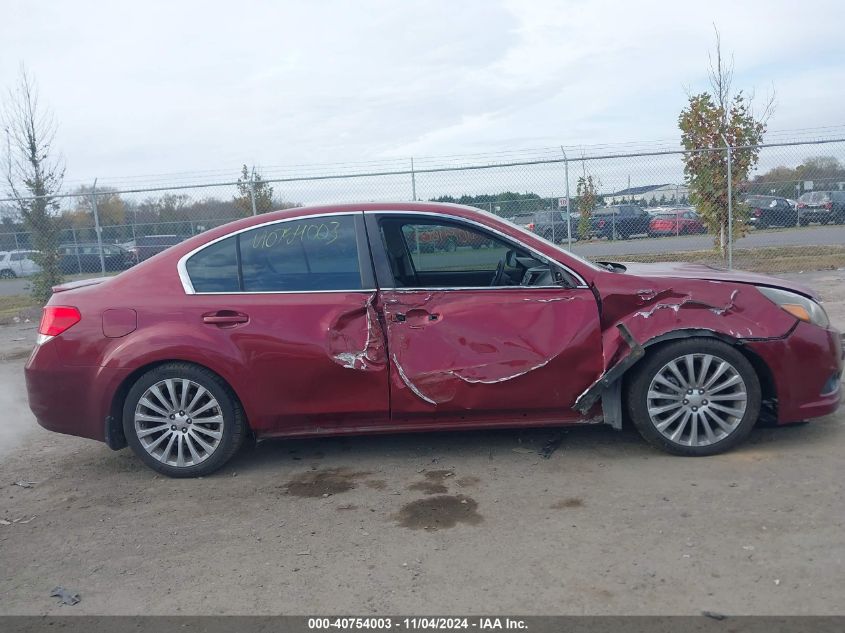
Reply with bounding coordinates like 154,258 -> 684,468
25,202 -> 843,477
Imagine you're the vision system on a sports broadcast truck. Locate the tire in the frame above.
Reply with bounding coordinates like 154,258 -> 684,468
0,269 -> 16,279
123,362 -> 246,477
626,338 -> 761,456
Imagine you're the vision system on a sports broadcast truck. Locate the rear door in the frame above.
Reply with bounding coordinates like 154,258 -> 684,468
180,212 -> 390,435
365,212 -> 603,425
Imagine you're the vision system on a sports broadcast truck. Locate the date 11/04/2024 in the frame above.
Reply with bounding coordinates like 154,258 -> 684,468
307,617 -> 528,630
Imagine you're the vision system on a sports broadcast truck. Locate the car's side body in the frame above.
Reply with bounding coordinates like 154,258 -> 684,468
25,202 -> 843,455
648,209 -> 706,236
0,250 -> 41,278
589,205 -> 651,240
58,243 -> 135,274
796,191 -> 845,225
744,195 -> 798,228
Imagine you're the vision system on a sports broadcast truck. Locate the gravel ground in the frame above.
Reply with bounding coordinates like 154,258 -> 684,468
0,270 -> 843,616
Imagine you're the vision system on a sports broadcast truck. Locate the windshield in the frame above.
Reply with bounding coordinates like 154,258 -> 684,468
496,212 -> 602,272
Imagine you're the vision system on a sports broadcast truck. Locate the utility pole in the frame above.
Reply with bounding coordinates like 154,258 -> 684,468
560,146 -> 572,250
411,157 -> 417,201
249,166 -> 258,216
91,179 -> 106,274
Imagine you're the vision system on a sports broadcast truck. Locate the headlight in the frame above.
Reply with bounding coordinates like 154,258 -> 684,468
758,287 -> 830,328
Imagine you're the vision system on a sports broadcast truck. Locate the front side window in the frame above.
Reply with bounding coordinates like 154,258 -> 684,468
185,215 -> 363,293
400,223 -> 512,274
378,218 -> 565,289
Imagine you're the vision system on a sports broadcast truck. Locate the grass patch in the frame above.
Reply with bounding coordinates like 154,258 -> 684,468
611,245 -> 845,274
0,294 -> 40,324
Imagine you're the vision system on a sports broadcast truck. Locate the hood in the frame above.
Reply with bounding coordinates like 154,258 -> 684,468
613,261 -> 818,299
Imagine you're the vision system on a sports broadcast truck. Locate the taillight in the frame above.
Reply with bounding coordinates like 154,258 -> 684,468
598,220 -> 606,228
39,306 -> 81,338
798,202 -> 805,208
527,222 -> 535,231
824,202 -> 832,210
754,209 -> 762,217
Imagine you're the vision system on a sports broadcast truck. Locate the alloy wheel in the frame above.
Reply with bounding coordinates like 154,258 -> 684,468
134,378 -> 225,467
646,353 -> 748,447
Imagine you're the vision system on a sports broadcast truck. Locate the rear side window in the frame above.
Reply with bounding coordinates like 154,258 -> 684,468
185,215 -> 363,293
186,237 -> 240,293
240,216 -> 361,291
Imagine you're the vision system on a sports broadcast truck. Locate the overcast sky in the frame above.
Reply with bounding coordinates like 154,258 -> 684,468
2,0 -> 844,188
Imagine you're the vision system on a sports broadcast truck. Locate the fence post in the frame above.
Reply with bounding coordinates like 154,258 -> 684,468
410,157 -> 417,201
249,167 -> 258,216
720,135 -> 734,270
72,227 -> 82,274
14,232 -> 19,250
91,179 -> 106,274
561,146 -> 572,250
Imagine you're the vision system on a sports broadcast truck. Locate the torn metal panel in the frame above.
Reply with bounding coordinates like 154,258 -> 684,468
327,292 -> 386,371
574,323 -> 644,414
392,353 -> 436,405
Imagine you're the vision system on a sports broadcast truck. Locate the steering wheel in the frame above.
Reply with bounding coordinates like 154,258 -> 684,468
489,257 -> 506,287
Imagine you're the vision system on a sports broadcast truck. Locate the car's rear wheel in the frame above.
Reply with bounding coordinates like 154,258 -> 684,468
0,269 -> 15,279
123,363 -> 246,477
626,339 -> 761,456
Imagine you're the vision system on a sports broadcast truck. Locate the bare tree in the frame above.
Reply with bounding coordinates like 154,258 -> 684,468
2,66 -> 65,301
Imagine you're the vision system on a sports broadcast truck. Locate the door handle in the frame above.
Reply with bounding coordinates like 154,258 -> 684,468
202,311 -> 249,326
393,311 -> 439,323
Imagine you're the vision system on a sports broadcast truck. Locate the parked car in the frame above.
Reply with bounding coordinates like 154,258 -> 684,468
58,243 -> 136,274
744,195 -> 798,229
588,205 -> 651,240
796,191 -> 845,225
648,209 -> 707,236
524,209 -> 580,242
26,202 -> 842,477
410,225 -> 493,252
129,234 -> 190,262
0,250 -> 40,278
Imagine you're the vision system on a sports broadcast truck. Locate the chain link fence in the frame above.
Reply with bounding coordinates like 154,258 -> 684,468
2,138 -> 845,282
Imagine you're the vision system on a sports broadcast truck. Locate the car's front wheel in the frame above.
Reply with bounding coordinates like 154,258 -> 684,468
626,339 -> 761,456
123,362 -> 246,477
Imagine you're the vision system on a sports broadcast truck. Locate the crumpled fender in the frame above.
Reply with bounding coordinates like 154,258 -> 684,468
574,275 -> 798,419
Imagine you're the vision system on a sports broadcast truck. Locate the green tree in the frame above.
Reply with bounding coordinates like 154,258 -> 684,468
576,174 -> 598,238
678,30 -> 771,258
2,68 -> 64,302
234,165 -> 274,216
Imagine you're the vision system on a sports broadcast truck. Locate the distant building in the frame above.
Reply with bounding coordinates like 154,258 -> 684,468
604,183 -> 688,205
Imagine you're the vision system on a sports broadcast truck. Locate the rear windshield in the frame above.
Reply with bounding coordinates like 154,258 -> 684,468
798,192 -> 831,203
745,196 -> 772,206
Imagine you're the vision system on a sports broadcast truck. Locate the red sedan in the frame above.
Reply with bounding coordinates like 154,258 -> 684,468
26,202 -> 843,477
648,209 -> 707,237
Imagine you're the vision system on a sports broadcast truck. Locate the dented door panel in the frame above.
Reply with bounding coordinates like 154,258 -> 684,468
136,291 -> 392,436
380,288 -> 603,424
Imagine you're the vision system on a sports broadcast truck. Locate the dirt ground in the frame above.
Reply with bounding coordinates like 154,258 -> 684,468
0,270 -> 843,615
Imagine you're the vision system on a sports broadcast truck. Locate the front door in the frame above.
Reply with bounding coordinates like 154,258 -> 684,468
367,213 -> 604,426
